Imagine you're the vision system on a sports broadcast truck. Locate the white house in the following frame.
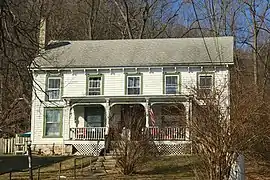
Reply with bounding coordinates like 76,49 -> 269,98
30,36 -> 234,155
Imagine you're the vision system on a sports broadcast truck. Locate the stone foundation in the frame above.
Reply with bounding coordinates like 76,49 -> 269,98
32,144 -> 72,155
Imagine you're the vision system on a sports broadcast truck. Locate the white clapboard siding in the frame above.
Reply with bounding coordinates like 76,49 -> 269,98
104,72 -> 125,96
143,71 -> 163,95
181,72 -> 197,95
31,67 -> 230,146
33,73 -> 46,100
63,71 -> 86,97
215,69 -> 230,107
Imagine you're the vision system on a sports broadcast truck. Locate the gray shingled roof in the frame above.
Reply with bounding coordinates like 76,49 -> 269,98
34,36 -> 234,68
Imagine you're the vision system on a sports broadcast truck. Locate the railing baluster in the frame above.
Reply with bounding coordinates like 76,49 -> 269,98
144,126 -> 187,141
69,127 -> 107,140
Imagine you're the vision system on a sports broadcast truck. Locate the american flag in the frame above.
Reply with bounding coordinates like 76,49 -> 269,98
149,107 -> 155,126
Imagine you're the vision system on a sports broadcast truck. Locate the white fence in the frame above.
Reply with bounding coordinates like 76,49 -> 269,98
0,135 -> 30,154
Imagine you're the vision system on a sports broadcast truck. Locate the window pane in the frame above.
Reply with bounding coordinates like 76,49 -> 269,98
45,109 -> 61,136
134,77 -> 140,87
128,77 -> 140,87
171,76 -> 177,84
165,76 -> 178,94
89,77 -> 101,95
166,76 -> 171,84
205,77 -> 212,87
166,86 -> 177,94
48,90 -> 60,99
46,110 -> 60,123
128,88 -> 140,95
199,76 -> 212,88
48,79 -> 60,88
45,123 -> 60,136
89,88 -> 101,95
128,77 -> 134,87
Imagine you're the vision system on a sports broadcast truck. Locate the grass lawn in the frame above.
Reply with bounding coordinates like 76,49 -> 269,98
95,155 -> 196,180
0,155 -> 196,179
2,154 -> 270,179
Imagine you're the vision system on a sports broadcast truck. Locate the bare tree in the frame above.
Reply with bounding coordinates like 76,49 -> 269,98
110,105 -> 157,175
188,80 -> 270,180
0,0 -> 43,136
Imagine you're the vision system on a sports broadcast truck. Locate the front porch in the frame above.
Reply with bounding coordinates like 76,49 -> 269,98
64,96 -> 192,155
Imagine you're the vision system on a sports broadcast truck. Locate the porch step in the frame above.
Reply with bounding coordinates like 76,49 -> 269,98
89,156 -> 119,174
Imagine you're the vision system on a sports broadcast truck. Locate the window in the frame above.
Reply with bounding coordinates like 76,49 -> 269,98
165,75 -> 179,94
161,104 -> 186,127
88,76 -> 102,95
47,77 -> 61,100
127,76 -> 141,95
198,74 -> 213,97
44,109 -> 62,137
85,107 -> 104,127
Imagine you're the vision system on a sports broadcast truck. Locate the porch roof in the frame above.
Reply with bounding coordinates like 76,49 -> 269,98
63,95 -> 191,105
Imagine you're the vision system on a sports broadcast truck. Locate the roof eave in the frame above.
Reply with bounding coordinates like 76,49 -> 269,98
30,62 -> 234,71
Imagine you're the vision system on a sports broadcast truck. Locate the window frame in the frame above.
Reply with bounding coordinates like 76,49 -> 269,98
46,74 -> 63,101
197,72 -> 215,97
86,74 -> 104,96
125,74 -> 143,95
163,73 -> 181,95
43,108 -> 63,138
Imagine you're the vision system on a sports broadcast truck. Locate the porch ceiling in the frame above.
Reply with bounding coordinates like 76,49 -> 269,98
64,95 -> 190,104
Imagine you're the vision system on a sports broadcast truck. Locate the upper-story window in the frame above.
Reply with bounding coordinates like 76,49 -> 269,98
164,74 -> 180,94
126,75 -> 141,95
88,75 -> 103,95
198,73 -> 214,97
47,76 -> 61,100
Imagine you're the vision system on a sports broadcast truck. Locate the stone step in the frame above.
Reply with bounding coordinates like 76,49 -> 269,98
92,169 -> 106,174
97,157 -> 105,162
104,159 -> 114,162
93,161 -> 104,166
103,161 -> 116,165
104,155 -> 115,160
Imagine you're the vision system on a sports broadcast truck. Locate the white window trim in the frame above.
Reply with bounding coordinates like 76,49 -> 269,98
88,76 -> 103,95
164,75 -> 179,94
126,75 -> 141,95
47,77 -> 62,101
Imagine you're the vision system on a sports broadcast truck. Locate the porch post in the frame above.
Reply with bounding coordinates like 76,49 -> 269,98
105,99 -> 110,135
145,98 -> 149,128
186,98 -> 192,141
63,100 -> 71,141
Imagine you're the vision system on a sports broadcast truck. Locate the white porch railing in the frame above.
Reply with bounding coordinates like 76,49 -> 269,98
70,127 -> 106,140
147,127 -> 186,141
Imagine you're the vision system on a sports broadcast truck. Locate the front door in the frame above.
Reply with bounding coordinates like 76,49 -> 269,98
85,106 -> 105,127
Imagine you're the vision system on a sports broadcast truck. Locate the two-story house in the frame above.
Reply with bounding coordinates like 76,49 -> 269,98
30,36 -> 233,155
